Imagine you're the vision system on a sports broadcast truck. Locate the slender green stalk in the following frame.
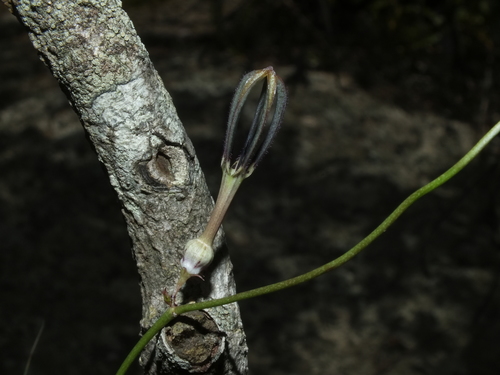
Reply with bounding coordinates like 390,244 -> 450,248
199,173 -> 244,244
115,309 -> 175,375
116,121 -> 500,375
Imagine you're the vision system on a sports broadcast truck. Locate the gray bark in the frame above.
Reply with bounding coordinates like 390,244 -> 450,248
4,0 -> 248,374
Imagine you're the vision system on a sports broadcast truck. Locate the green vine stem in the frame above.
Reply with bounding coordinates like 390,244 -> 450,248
116,121 -> 500,375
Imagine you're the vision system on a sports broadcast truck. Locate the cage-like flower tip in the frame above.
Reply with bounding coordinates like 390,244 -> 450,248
180,238 -> 214,275
223,66 -> 287,178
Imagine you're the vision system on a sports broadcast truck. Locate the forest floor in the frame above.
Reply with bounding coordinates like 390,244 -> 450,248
1,2 -> 500,375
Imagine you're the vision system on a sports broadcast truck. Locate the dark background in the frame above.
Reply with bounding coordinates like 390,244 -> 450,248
1,1 -> 500,374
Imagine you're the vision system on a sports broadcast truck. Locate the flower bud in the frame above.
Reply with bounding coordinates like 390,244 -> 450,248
222,66 -> 287,178
172,67 -> 287,303
180,238 -> 214,275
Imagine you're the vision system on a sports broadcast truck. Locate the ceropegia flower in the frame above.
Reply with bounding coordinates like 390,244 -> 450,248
174,67 -> 287,299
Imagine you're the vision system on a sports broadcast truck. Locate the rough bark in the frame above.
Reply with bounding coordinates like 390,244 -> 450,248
4,0 -> 248,374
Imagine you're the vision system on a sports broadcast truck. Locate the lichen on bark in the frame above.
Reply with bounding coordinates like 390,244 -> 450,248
4,0 -> 248,373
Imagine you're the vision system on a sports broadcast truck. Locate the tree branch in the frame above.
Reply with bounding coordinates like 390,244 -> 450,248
4,0 -> 247,373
